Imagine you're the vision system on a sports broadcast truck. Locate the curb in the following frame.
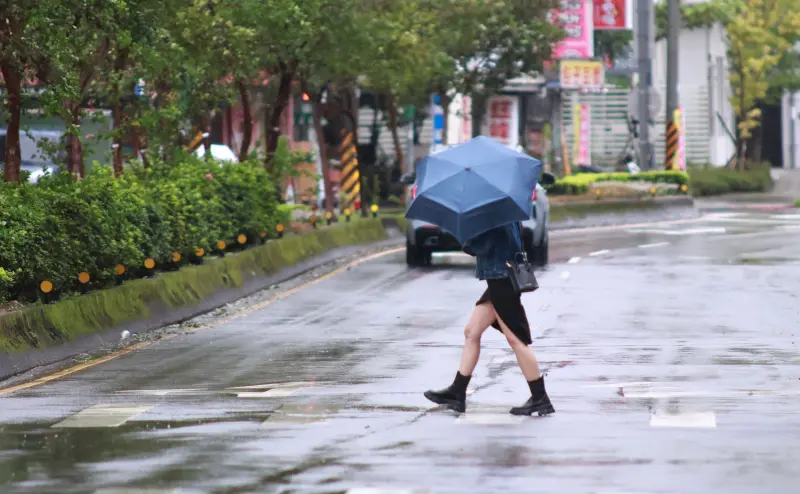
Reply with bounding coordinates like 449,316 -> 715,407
0,221 -> 403,383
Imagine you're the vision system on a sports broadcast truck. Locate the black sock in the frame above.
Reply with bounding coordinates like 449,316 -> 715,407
451,371 -> 471,394
527,375 -> 546,398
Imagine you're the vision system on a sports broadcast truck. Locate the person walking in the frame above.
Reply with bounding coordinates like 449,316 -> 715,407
423,222 -> 554,416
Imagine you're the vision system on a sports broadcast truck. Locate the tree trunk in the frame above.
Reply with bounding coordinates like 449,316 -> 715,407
1,61 -> 22,183
65,103 -> 85,177
438,88 -> 451,145
111,50 -> 128,176
312,95 -> 334,213
237,79 -> 253,161
202,114 -> 212,153
112,101 -> 123,176
264,62 -> 295,169
386,93 -> 405,174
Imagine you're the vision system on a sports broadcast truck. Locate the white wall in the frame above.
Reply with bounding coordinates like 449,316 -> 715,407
652,23 -> 736,166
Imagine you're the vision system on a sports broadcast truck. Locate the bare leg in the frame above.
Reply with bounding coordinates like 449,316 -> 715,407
458,302 -> 497,376
495,312 -> 541,381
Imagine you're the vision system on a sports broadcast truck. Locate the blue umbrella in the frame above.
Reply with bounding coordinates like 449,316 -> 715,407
405,136 -> 542,244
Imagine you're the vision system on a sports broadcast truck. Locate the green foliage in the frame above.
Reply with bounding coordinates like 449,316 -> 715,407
688,163 -> 773,196
794,199 -> 800,208
655,0 -> 743,40
546,171 -> 690,195
0,157 -> 279,301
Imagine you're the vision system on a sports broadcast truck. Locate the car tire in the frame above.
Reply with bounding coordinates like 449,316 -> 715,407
406,241 -> 426,267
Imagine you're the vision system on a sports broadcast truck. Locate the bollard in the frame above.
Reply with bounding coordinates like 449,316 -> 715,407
276,223 -> 285,238
344,208 -> 352,222
324,211 -> 333,226
370,204 -> 379,218
680,184 -> 688,194
310,214 -> 318,229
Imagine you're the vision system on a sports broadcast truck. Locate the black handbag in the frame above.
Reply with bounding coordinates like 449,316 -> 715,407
505,223 -> 539,294
505,252 -> 539,294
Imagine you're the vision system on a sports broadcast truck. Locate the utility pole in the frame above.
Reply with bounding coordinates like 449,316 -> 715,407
636,0 -> 654,170
665,0 -> 681,170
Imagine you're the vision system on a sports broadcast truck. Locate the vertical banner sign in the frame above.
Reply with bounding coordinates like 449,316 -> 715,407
572,104 -> 591,165
485,96 -> 519,149
551,0 -> 594,59
461,95 -> 472,143
431,94 -> 445,145
674,107 -> 686,171
593,0 -> 632,30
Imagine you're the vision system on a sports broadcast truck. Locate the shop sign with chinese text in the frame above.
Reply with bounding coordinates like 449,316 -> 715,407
559,60 -> 605,90
483,96 -> 519,149
550,0 -> 594,59
593,0 -> 632,30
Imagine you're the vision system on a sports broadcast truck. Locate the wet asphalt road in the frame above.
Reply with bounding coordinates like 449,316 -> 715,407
1,202 -> 800,494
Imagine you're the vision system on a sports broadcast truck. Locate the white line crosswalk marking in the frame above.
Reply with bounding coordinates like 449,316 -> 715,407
52,404 -> 153,428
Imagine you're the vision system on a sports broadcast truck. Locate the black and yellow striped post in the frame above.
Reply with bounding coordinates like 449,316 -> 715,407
665,119 -> 678,170
338,129 -> 361,212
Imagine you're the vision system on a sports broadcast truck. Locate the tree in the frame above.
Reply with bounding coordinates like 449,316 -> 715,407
429,0 -> 563,139
727,0 -> 800,168
0,1 -> 29,183
358,0 -> 448,171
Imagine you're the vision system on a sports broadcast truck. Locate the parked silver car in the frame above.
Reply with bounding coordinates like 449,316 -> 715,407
400,145 -> 554,267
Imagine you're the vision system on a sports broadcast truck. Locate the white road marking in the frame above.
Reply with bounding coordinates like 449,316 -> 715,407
237,388 -> 302,398
567,256 -> 581,264
229,381 -> 315,391
560,271 -> 570,279
260,403 -> 339,427
95,489 -> 181,494
627,227 -> 726,236
456,413 -> 526,425
770,213 -> 800,220
650,411 -> 717,429
589,249 -> 610,257
116,389 -> 201,396
638,242 -> 670,249
52,404 -> 153,428
347,489 -> 432,494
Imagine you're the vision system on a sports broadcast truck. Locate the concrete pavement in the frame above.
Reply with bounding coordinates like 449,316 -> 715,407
1,205 -> 800,493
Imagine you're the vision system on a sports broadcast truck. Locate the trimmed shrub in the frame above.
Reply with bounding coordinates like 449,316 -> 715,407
546,170 -> 690,195
0,155 -> 280,301
688,163 -> 773,197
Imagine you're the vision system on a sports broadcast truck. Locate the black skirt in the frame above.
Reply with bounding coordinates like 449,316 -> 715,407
475,278 -> 532,345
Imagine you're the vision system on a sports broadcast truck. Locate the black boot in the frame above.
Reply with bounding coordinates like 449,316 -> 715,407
424,371 -> 470,413
510,375 -> 555,416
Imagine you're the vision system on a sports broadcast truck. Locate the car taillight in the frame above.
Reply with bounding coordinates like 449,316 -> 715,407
411,184 -> 418,199
531,189 -> 537,201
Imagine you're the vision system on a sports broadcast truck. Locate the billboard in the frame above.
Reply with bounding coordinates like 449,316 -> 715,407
593,0 -> 633,30
550,0 -> 594,59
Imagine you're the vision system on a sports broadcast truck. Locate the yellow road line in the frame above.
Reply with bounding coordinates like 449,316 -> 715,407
0,247 -> 403,397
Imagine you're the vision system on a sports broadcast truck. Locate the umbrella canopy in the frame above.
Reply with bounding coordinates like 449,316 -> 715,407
405,136 -> 542,244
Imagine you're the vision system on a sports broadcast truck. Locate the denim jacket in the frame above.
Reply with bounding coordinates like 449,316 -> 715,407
462,223 -> 523,280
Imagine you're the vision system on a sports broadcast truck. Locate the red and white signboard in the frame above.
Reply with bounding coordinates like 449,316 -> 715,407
593,0 -> 632,30
550,0 -> 594,59
484,95 -> 519,149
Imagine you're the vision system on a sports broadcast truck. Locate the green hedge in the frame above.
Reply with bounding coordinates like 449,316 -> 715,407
794,199 -> 800,208
546,170 -> 690,195
0,155 -> 283,303
688,164 -> 773,197
0,219 -> 389,354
